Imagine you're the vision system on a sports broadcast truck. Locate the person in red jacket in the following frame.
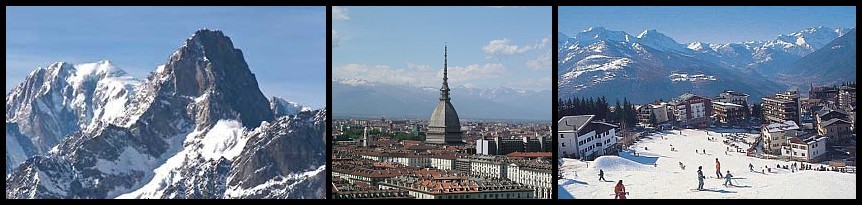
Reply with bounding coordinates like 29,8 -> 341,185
614,180 -> 627,199
715,158 -> 723,178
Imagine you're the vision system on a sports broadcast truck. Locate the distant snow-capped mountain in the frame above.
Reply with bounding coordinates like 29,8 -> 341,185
5,60 -> 140,173
6,29 -> 324,199
779,28 -> 856,89
332,79 -> 550,121
557,26 -> 847,103
270,97 -> 310,118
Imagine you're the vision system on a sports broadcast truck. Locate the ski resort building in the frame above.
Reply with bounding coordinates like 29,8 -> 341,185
668,93 -> 712,127
815,109 -> 852,144
715,90 -> 750,107
637,101 -> 670,125
762,91 -> 802,125
761,120 -> 801,154
712,101 -> 745,124
558,115 -> 618,160
781,132 -> 828,162
838,85 -> 856,112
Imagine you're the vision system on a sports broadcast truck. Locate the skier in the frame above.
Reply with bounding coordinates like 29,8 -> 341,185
697,166 -> 705,190
749,163 -> 754,172
599,169 -> 606,181
614,180 -> 627,199
724,170 -> 734,187
715,158 -> 723,178
679,162 -> 686,170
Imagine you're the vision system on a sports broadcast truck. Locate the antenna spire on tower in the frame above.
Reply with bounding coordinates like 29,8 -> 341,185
444,42 -> 448,82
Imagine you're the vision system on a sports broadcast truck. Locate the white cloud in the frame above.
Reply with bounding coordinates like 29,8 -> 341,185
482,38 -> 534,56
334,63 -> 507,88
446,63 -> 507,82
333,7 -> 349,21
526,51 -> 551,70
482,37 -> 549,59
332,30 -> 340,47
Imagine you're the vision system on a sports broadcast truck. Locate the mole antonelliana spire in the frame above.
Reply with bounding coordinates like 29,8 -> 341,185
426,43 -> 463,145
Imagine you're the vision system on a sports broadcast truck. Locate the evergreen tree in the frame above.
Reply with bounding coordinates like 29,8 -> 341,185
598,96 -> 609,120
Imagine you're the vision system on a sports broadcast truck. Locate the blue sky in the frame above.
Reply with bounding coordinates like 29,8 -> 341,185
560,6 -> 857,44
6,6 -> 326,108
333,6 -> 552,91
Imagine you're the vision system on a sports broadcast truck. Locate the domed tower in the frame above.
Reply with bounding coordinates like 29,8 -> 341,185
426,44 -> 463,145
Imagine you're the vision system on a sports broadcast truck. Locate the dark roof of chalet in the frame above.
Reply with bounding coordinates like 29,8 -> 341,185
788,131 -> 825,145
816,109 -> 849,118
558,115 -> 594,132
820,118 -> 851,127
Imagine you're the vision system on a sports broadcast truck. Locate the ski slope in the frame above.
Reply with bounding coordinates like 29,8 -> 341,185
559,129 -> 856,199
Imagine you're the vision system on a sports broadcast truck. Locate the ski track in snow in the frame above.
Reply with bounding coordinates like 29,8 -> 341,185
559,129 -> 856,199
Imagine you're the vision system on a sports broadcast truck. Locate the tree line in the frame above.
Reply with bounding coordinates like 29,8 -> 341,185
558,96 -> 638,126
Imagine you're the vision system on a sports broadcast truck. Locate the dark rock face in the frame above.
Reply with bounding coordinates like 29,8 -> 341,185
227,109 -> 327,199
229,110 -> 326,188
165,29 -> 274,128
5,29 -> 318,199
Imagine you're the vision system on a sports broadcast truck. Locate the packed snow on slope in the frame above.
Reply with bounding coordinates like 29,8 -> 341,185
224,165 -> 325,198
115,128 -> 203,199
593,156 -> 652,172
116,120 -> 245,198
199,120 -> 247,161
559,129 -> 856,199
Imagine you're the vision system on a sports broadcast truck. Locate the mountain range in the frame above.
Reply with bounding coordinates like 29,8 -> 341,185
558,26 -> 855,103
333,79 -> 550,121
5,29 -> 325,199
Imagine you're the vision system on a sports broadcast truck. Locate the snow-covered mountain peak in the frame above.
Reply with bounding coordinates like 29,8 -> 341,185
270,97 -> 310,117
772,26 -> 845,51
635,29 -> 689,53
574,27 -> 631,45
687,42 -> 711,52
334,78 -> 376,86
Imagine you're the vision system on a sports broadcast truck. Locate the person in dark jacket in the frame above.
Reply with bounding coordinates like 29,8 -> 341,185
697,166 -> 705,190
599,169 -> 606,181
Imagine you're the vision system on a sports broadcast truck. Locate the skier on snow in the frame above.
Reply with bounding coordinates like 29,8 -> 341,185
749,163 -> 754,172
715,158 -> 723,178
599,169 -> 606,181
724,170 -> 734,187
614,180 -> 627,199
697,166 -> 705,190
